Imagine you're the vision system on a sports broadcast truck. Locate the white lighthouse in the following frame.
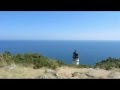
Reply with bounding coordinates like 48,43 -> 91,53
73,50 -> 79,65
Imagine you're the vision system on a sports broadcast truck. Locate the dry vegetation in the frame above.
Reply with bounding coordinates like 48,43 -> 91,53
1,51 -> 120,79
0,65 -> 120,79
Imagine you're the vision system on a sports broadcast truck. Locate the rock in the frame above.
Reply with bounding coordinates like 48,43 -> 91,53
35,69 -> 59,79
85,72 -> 95,78
108,72 -> 120,79
5,64 -> 16,70
44,69 -> 56,76
45,69 -> 55,73
71,72 -> 95,79
72,72 -> 79,77
36,75 -> 47,79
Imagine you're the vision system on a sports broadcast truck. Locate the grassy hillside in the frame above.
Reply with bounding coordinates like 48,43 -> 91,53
0,51 -> 93,69
95,57 -> 120,70
0,51 -> 65,69
0,51 -> 120,78
1,51 -> 120,70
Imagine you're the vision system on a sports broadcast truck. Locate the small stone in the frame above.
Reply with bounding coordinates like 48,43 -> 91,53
72,72 -> 80,77
37,75 -> 47,79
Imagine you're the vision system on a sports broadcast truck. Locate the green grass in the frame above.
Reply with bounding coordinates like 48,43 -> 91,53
0,51 -> 65,69
95,57 -> 120,70
1,51 -> 120,70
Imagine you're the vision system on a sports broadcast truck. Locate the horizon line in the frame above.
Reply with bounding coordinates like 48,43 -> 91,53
1,39 -> 120,41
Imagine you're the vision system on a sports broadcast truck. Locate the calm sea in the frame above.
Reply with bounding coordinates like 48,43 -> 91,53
0,40 -> 120,65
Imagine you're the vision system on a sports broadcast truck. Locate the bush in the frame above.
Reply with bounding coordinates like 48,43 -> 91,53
0,51 -> 65,69
95,57 -> 120,70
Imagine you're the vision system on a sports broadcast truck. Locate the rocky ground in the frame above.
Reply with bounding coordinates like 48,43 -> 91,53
37,67 -> 120,79
0,65 -> 120,79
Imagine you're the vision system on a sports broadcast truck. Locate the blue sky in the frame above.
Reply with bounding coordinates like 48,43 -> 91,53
0,11 -> 120,40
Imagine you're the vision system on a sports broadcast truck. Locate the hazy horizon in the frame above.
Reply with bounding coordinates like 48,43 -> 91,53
1,39 -> 120,41
0,11 -> 120,40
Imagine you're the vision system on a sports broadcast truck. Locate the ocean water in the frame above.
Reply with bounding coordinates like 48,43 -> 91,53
0,40 -> 120,65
